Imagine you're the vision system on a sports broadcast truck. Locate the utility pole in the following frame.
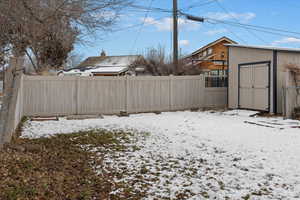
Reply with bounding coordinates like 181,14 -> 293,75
173,0 -> 179,75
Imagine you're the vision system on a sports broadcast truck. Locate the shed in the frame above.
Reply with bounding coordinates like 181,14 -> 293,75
227,44 -> 300,114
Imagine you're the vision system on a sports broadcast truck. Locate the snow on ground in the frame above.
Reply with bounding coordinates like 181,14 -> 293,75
22,110 -> 300,199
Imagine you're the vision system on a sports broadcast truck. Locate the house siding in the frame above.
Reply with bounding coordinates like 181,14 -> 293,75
197,41 -> 230,71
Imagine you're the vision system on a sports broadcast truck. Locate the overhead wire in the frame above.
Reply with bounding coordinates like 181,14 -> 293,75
176,9 -> 300,39
129,3 -> 300,39
129,4 -> 172,14
103,2 -> 300,52
182,0 -> 218,11
204,17 -> 300,39
213,0 -> 268,44
130,0 -> 155,54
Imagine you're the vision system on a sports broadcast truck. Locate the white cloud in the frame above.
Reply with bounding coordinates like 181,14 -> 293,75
205,29 -> 228,36
206,12 -> 256,23
272,37 -> 300,45
143,17 -> 201,31
179,40 -> 190,46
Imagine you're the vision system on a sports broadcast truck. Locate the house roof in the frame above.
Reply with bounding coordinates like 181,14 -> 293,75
78,55 -> 141,68
226,44 -> 300,53
189,36 -> 237,57
77,56 -> 106,68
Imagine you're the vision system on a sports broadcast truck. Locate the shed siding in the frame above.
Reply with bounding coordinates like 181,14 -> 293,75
228,47 -> 274,111
277,51 -> 300,113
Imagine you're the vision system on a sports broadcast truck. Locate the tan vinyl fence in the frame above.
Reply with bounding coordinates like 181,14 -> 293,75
22,75 -> 227,117
0,58 -> 24,147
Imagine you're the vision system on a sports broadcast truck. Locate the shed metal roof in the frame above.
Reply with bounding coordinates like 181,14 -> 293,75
226,44 -> 300,53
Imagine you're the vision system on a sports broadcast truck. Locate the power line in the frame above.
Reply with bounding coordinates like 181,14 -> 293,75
214,0 -> 268,44
106,3 -> 300,51
213,22 -> 299,39
129,4 -> 172,14
128,3 -> 300,39
202,20 -> 248,44
129,1 -> 216,14
204,17 -> 300,37
182,0 -> 217,11
130,0 -> 154,53
111,15 -> 166,33
129,3 -> 300,39
222,22 -> 300,39
207,22 -> 249,44
179,10 -> 300,39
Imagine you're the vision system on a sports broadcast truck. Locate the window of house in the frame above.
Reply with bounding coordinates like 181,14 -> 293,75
208,48 -> 213,55
210,70 -> 219,76
203,50 -> 207,56
221,51 -> 225,59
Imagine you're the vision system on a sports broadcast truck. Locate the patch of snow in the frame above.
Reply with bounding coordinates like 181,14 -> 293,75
22,111 -> 300,199
86,66 -> 128,74
95,56 -> 139,67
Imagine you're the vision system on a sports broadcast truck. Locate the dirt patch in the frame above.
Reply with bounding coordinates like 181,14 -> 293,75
0,130 -> 145,200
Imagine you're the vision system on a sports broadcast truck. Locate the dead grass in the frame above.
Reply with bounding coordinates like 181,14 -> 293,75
0,129 -> 146,200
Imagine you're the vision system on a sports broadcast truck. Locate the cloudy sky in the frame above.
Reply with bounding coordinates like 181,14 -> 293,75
75,0 -> 300,59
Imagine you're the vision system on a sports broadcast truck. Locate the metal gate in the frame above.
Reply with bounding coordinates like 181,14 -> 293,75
238,61 -> 270,112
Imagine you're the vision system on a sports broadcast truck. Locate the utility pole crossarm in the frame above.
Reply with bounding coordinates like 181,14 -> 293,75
185,15 -> 205,22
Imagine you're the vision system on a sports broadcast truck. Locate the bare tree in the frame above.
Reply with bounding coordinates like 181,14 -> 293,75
132,45 -> 202,76
132,46 -> 174,76
0,0 -> 132,72
65,52 -> 85,69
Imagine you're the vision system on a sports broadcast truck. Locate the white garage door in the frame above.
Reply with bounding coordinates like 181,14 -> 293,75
238,61 -> 270,111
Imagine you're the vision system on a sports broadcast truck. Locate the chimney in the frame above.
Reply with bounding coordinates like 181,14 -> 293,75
100,50 -> 106,57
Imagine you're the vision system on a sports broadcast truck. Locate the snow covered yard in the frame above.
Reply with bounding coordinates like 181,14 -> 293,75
22,110 -> 300,199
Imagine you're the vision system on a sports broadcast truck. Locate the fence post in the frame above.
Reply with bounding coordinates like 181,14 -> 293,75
75,76 -> 79,115
125,76 -> 128,113
0,58 -> 16,148
169,75 -> 172,111
0,57 -> 24,147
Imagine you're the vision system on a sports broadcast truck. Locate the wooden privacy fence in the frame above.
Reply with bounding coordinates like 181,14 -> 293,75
22,75 -> 227,116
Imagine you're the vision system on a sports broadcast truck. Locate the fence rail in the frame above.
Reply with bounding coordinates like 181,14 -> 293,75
23,75 -> 227,116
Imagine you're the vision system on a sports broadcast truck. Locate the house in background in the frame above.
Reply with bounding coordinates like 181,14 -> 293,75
183,36 -> 237,76
59,51 -> 145,76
